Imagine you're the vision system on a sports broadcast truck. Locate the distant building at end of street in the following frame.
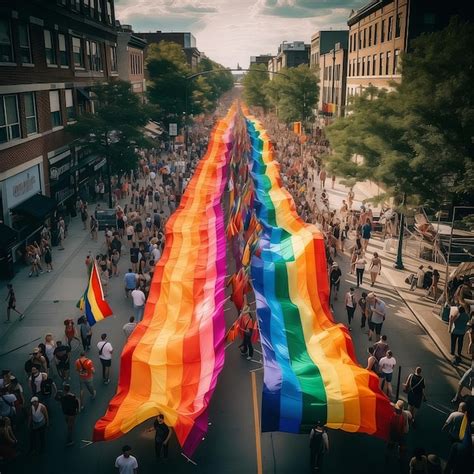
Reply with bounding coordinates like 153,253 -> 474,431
268,41 -> 310,79
249,54 -> 274,69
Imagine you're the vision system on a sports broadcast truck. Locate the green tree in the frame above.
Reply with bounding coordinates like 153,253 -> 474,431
67,80 -> 149,207
266,65 -> 318,125
326,18 -> 474,208
242,64 -> 271,112
198,57 -> 234,104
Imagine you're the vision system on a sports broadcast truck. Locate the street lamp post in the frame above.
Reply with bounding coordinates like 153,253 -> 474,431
394,192 -> 406,270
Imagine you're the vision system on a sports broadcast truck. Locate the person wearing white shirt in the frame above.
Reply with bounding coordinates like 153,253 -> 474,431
344,288 -> 356,331
123,317 -> 137,339
115,445 -> 138,474
151,244 -> 161,262
379,350 -> 397,398
131,288 -> 146,322
97,334 -> 113,385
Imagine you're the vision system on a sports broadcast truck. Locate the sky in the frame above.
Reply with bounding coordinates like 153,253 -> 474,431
114,0 -> 367,68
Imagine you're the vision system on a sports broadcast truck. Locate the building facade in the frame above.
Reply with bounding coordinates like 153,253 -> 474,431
249,54 -> 273,68
319,43 -> 348,117
310,30 -> 349,71
116,24 -> 146,100
135,31 -> 201,70
345,0 -> 473,104
0,0 -> 117,267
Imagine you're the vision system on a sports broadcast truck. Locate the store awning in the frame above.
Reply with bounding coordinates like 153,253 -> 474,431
14,194 -> 57,221
0,223 -> 18,248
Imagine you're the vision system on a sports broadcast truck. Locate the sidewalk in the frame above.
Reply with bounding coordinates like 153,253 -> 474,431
317,177 -> 469,375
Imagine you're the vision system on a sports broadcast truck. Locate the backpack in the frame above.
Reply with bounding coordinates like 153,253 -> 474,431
389,412 -> 406,442
309,428 -> 324,452
41,377 -> 54,396
78,360 -> 89,377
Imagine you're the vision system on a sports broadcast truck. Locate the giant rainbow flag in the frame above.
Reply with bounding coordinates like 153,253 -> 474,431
244,112 -> 393,438
93,107 -> 236,455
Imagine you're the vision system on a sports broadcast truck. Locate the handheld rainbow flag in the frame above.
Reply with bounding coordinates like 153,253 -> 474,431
77,262 -> 113,326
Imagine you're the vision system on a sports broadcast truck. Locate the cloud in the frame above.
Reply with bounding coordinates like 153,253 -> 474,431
123,13 -> 206,33
257,0 -> 364,18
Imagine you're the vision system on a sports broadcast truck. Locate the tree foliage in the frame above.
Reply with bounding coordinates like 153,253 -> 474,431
326,18 -> 474,208
146,41 -> 233,127
242,64 -> 271,112
67,80 -> 149,173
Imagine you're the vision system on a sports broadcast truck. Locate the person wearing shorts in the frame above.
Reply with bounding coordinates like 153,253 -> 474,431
367,292 -> 386,341
75,352 -> 96,409
379,350 -> 396,398
97,334 -> 113,384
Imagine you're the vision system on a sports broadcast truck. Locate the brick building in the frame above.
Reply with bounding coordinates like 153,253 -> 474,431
0,0 -> 117,271
116,24 -> 146,101
346,0 -> 474,104
135,31 -> 201,71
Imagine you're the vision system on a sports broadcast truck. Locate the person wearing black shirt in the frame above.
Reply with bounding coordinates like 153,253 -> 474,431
53,341 -> 71,381
329,263 -> 342,302
130,243 -> 140,273
150,414 -> 172,459
60,384 -> 79,446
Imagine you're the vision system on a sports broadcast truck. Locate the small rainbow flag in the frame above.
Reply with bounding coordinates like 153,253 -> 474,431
77,262 -> 113,326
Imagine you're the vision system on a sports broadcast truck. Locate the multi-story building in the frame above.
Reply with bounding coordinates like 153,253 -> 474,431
116,24 -> 146,101
274,41 -> 310,72
346,0 -> 473,104
319,42 -> 348,117
310,30 -> 349,71
249,54 -> 273,68
135,31 -> 201,70
0,0 -> 117,271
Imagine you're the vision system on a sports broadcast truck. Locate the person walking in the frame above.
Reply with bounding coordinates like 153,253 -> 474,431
358,292 -> 368,330
366,347 -> 378,373
344,288 -> 356,331
373,335 -> 389,362
361,218 -> 372,251
448,304 -> 469,365
123,316 -> 137,339
5,284 -> 24,323
44,244 -> 53,272
355,253 -> 366,287
131,286 -> 146,322
78,315 -> 92,351
386,400 -> 412,463
379,350 -> 397,398
115,445 -> 138,474
59,384 -> 80,446
124,269 -> 137,298
367,293 -> 386,341
403,366 -> 426,425
98,333 -> 113,384
53,341 -> 71,381
309,421 -> 329,472
75,352 -> 96,409
90,214 -> 98,241
319,169 -> 326,189
28,396 -> 49,454
238,308 -> 255,361
369,252 -> 382,287
150,414 -> 172,460
329,263 -> 342,303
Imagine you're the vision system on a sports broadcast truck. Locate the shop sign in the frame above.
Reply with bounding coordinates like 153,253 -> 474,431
50,162 -> 71,180
5,165 -> 41,209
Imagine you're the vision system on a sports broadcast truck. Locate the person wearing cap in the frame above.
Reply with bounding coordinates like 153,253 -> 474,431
309,421 -> 329,471
329,262 -> 342,303
24,347 -> 48,376
115,445 -> 138,474
28,365 -> 48,398
344,288 -> 356,331
98,333 -> 113,384
28,396 -> 48,454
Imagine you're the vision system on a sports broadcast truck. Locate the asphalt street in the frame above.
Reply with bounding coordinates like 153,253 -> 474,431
1,193 -> 461,474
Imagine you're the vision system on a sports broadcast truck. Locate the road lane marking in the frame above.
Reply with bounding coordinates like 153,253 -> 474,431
251,371 -> 263,474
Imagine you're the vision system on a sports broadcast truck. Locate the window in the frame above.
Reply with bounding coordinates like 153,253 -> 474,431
106,0 -> 113,23
352,59 -> 356,76
72,37 -> 84,68
395,13 -> 402,38
393,49 -> 399,74
379,53 -> 383,75
363,29 -> 366,48
372,54 -> 376,75
386,51 -> 391,75
24,92 -> 37,135
368,26 -> 372,47
65,89 -> 75,122
110,45 -> 117,71
87,40 -> 102,71
49,91 -> 62,128
356,57 -> 360,76
44,30 -> 57,65
0,20 -> 13,62
83,0 -> 91,15
387,16 -> 393,41
97,0 -> 103,20
349,35 -> 352,53
58,34 -> 69,66
358,31 -> 361,49
374,23 -> 378,45
381,19 -> 385,42
362,57 -> 365,76
367,56 -> 371,76
18,24 -> 32,64
328,65 -> 332,81
71,0 -> 81,11
0,95 -> 20,142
